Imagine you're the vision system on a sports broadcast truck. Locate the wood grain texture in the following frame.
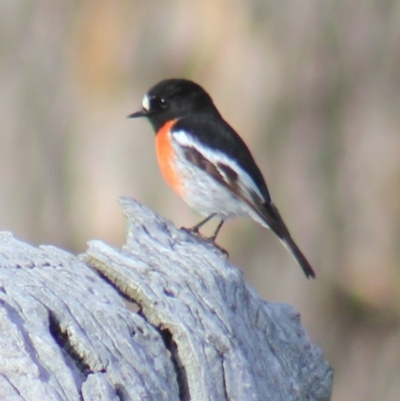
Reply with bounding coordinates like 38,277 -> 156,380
0,198 -> 333,401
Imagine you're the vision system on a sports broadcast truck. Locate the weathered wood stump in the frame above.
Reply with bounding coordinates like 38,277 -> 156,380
0,197 -> 333,401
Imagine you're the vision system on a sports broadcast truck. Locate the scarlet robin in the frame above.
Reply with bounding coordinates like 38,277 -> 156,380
129,79 -> 315,279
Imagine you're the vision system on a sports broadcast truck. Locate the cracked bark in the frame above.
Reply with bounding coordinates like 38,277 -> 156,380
0,197 -> 333,401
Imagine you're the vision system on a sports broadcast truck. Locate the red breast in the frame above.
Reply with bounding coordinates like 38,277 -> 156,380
155,119 -> 183,196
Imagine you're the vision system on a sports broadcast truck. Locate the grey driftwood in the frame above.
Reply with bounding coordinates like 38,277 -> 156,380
0,197 -> 333,401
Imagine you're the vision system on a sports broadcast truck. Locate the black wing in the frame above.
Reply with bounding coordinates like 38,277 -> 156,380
174,116 -> 272,204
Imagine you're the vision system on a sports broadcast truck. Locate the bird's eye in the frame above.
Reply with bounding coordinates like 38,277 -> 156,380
146,95 -> 168,110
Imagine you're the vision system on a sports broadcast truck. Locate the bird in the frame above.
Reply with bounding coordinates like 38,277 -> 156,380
128,79 -> 315,279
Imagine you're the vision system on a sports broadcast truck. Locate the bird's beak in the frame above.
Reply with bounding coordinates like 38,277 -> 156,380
127,109 -> 148,119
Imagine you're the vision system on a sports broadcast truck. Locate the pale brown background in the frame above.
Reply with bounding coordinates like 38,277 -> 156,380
1,1 -> 399,400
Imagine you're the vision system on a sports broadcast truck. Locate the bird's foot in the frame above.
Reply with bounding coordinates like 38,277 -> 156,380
207,240 -> 229,258
180,226 -> 201,236
180,226 -> 229,258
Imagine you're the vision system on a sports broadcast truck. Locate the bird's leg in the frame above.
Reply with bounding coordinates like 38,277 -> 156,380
184,213 -> 217,234
206,219 -> 228,257
181,214 -> 228,258
208,219 -> 224,242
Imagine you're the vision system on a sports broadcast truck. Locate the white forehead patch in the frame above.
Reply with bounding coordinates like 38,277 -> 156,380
142,95 -> 150,111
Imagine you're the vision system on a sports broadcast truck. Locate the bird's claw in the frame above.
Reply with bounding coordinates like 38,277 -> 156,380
180,226 -> 229,258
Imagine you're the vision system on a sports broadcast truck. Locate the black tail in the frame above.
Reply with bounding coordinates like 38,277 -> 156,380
280,236 -> 316,279
257,202 -> 316,279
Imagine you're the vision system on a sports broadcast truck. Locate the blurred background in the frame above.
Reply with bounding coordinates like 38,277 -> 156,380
1,0 -> 399,399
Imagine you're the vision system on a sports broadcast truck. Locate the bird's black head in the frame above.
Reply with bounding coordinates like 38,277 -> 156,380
128,79 -> 219,131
